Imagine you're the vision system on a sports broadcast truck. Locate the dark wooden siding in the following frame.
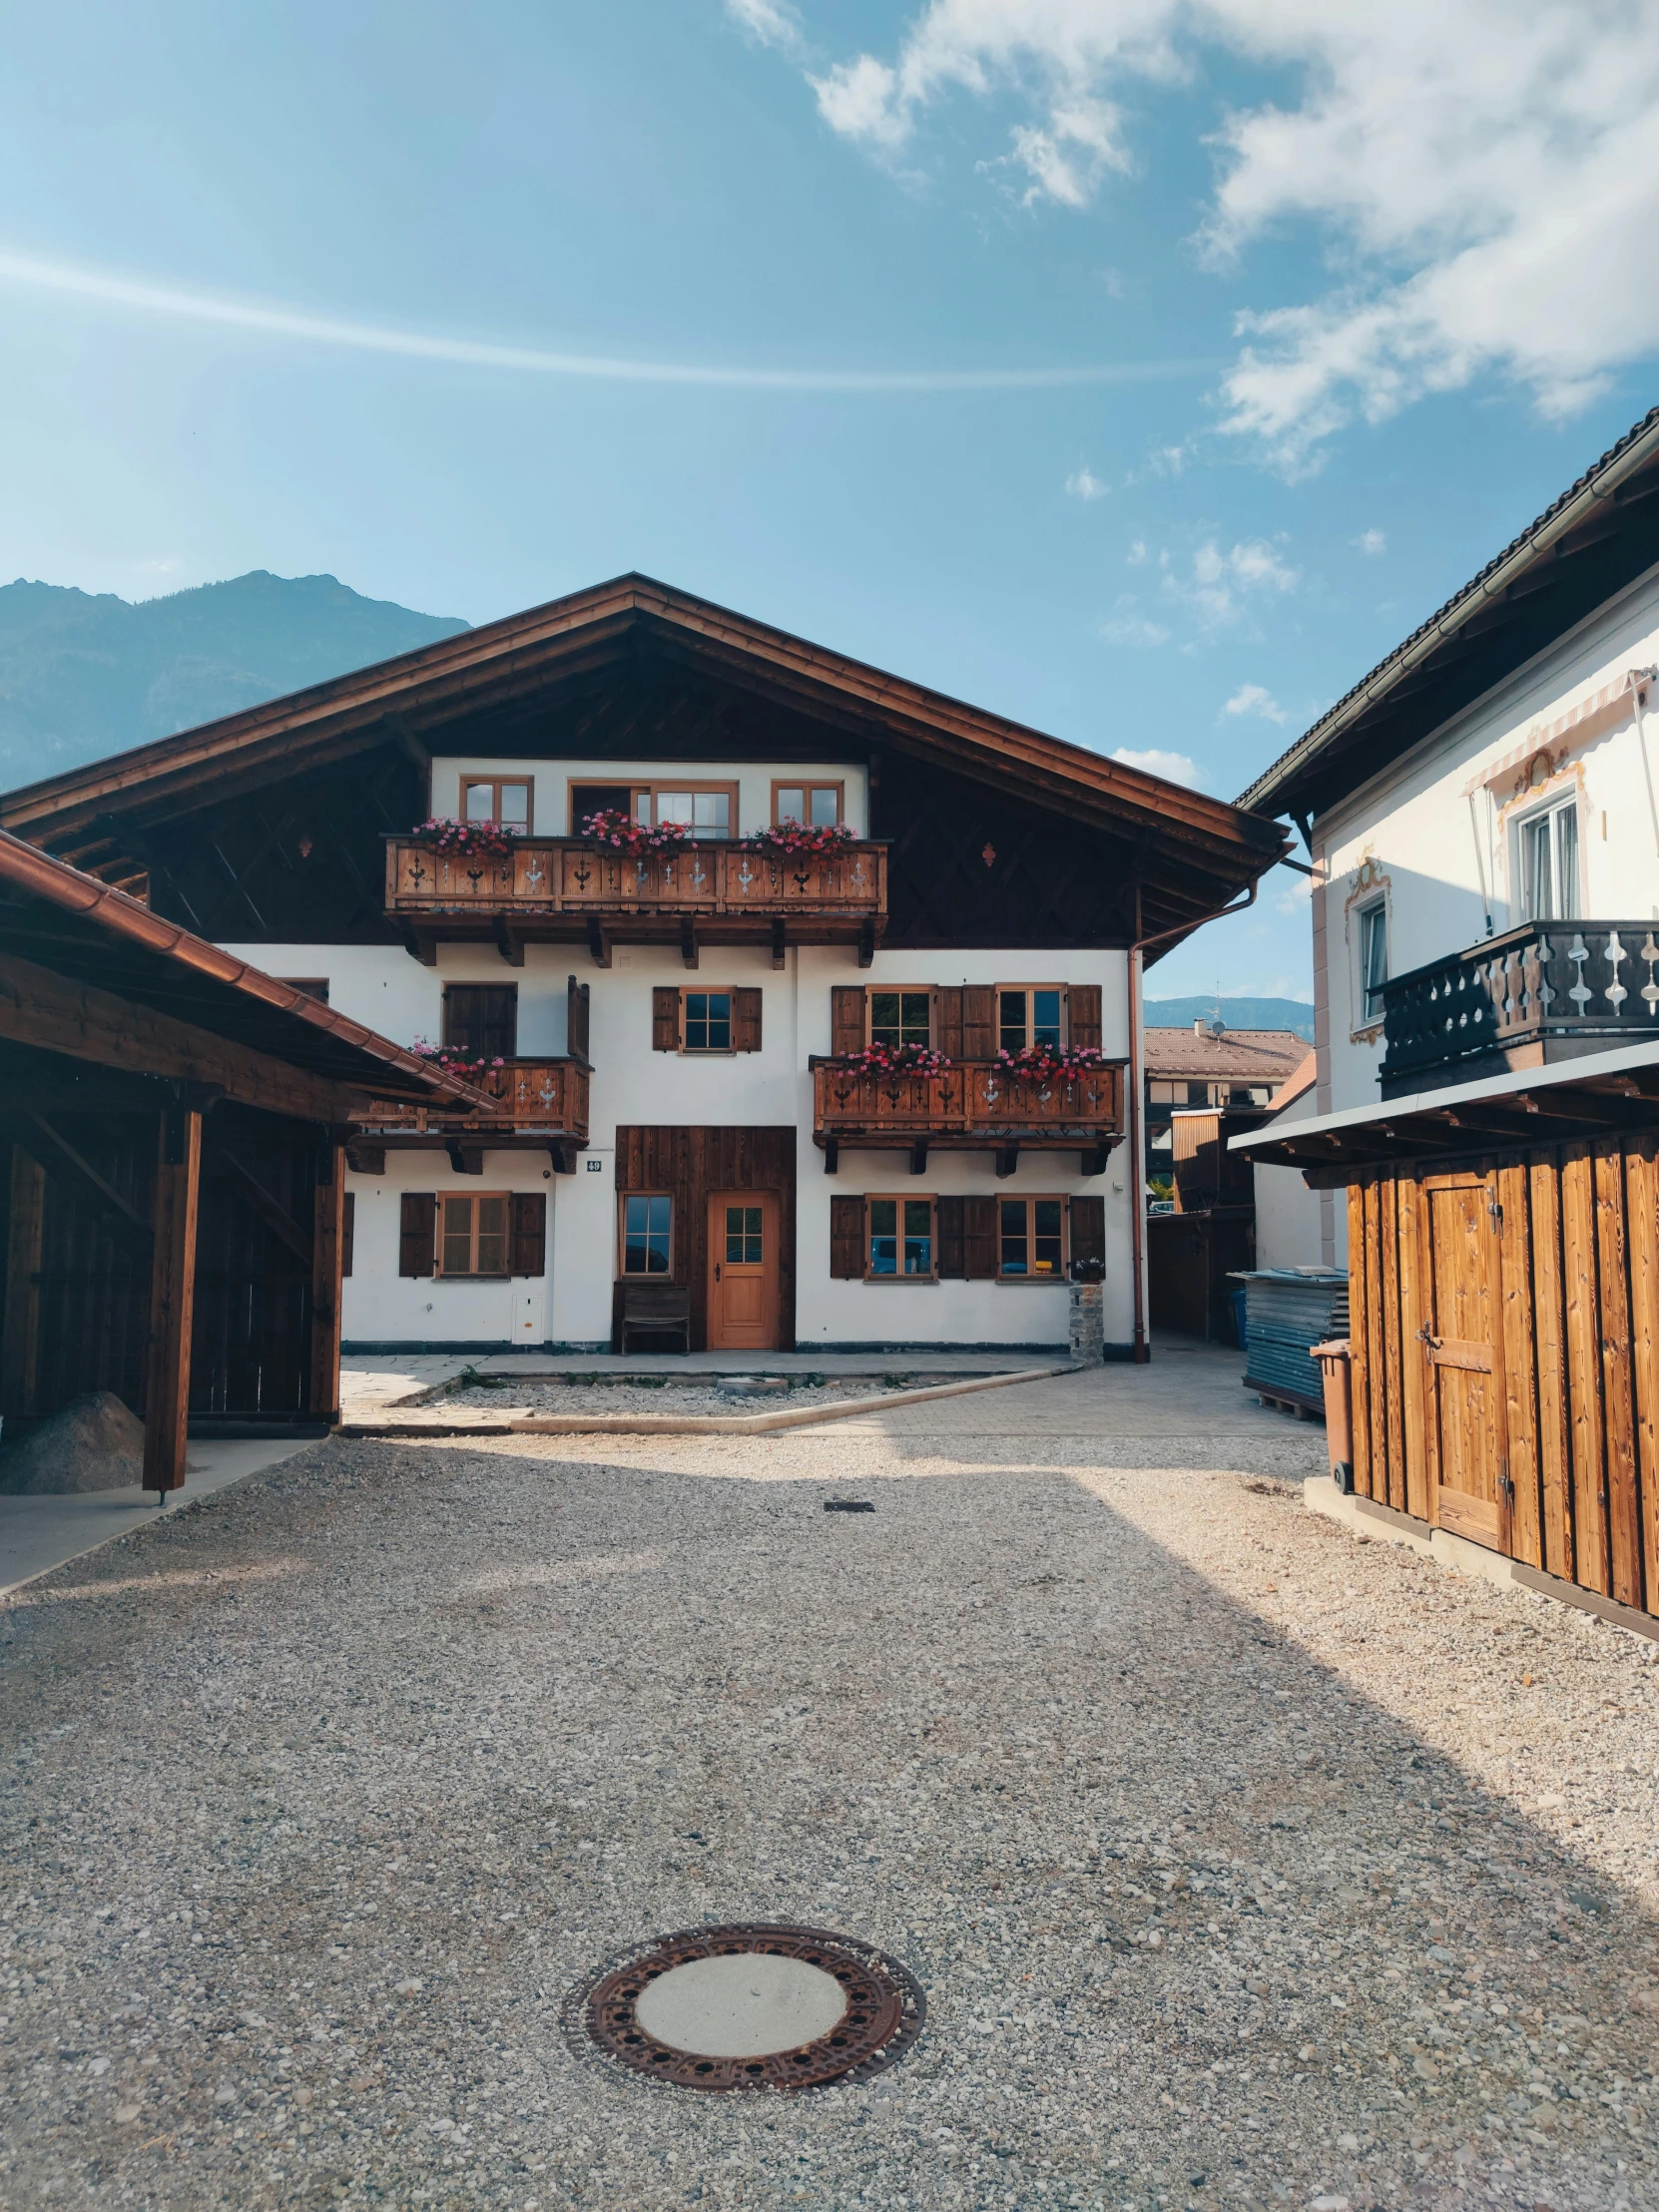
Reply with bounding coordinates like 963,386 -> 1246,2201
1346,1133 -> 1659,1619
614,1126 -> 796,1353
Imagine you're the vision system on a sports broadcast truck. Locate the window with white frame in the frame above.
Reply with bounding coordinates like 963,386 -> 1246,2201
1358,899 -> 1388,1024
1516,797 -> 1579,921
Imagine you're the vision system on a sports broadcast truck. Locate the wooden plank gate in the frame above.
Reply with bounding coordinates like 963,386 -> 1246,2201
1346,1133 -> 1659,1619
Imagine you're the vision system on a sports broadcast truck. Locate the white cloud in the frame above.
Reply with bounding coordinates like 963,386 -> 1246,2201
1223,682 -> 1287,724
1098,598 -> 1171,648
1167,538 -> 1298,634
1353,528 -> 1386,555
725,0 -> 802,53
1065,465 -> 1110,500
1111,745 -> 1206,789
793,1 -> 1659,465
1125,538 -> 1148,565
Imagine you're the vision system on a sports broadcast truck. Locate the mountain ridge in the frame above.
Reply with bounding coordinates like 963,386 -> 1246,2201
0,570 -> 469,788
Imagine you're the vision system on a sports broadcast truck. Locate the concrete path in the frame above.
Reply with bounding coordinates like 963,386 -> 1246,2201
0,1438 -> 318,1597
4,1354 -> 1654,2211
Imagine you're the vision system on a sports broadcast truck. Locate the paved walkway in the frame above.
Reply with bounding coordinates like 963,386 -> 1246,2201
3,1355 -> 1656,2210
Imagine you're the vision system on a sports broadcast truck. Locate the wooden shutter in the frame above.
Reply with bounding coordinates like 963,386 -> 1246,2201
963,1196 -> 998,1280
830,985 -> 865,1057
652,987 -> 682,1051
444,983 -> 517,1058
830,1195 -> 865,1278
936,1195 -> 966,1279
732,987 -> 763,1052
511,1192 -> 547,1276
398,1193 -> 436,1277
342,1191 -> 355,1279
962,986 -> 996,1059
934,988 -> 964,1062
1069,1195 -> 1106,1273
567,974 -> 590,1063
1068,984 -> 1103,1051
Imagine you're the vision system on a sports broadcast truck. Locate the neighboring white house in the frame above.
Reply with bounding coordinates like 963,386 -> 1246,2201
1238,405 -> 1659,1266
1248,1050 -> 1323,1271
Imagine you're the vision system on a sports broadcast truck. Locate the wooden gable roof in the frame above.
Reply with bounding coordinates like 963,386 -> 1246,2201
0,576 -> 1286,940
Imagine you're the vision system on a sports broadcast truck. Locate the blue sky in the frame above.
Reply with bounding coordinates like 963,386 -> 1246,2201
2,0 -> 1656,996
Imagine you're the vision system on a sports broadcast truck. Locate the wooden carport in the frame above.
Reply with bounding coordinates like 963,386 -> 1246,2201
0,831 -> 475,1494
1232,1043 -> 1659,1623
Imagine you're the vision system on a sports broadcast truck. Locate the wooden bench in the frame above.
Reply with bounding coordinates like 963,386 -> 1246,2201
619,1282 -> 692,1354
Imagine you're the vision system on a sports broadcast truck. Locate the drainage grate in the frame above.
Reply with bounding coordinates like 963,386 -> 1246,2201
824,1499 -> 874,1513
571,1923 -> 925,2092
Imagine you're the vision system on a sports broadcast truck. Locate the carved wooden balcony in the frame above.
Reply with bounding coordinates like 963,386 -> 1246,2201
351,1058 -> 590,1173
1380,920 -> 1659,1096
812,1059 -> 1127,1177
383,836 -> 888,967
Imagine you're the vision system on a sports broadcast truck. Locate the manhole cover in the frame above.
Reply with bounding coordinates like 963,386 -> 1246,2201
571,1923 -> 925,2091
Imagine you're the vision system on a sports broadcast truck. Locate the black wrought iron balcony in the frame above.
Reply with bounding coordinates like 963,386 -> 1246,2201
1380,919 -> 1659,1095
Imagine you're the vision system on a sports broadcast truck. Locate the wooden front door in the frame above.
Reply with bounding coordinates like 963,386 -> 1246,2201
1420,1171 -> 1511,1553
707,1191 -> 779,1351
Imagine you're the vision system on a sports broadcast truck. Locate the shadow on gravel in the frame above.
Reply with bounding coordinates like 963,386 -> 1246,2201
0,1435 -> 1654,2212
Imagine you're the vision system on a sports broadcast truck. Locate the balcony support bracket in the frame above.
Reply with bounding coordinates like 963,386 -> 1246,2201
857,918 -> 876,969
1080,1143 -> 1112,1177
586,918 -> 611,969
399,921 -> 437,969
995,1144 -> 1020,1180
908,1140 -> 928,1177
445,1141 -> 485,1177
547,1139 -> 579,1175
681,919 -> 699,970
823,1137 -> 839,1176
772,919 -> 787,970
493,917 -> 525,969
346,1143 -> 386,1176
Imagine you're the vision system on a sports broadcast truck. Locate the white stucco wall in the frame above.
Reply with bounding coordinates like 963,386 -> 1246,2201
222,928 -> 1134,1352
1252,1085 -> 1325,1273
1312,561 -> 1659,1116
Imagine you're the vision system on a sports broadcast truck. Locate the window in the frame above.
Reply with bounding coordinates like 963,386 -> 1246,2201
1517,799 -> 1580,921
462,777 -> 532,829
868,1196 -> 934,1277
998,986 -> 1064,1053
621,1194 -> 673,1276
645,785 -> 736,839
436,1193 -> 510,1277
1358,900 -> 1388,1023
278,977 -> 329,1003
998,1197 -> 1065,1279
868,990 -> 932,1049
443,984 -> 517,1060
567,780 -> 740,837
683,991 -> 732,1052
1187,1080 -> 1210,1107
724,1204 -> 764,1264
773,781 -> 843,829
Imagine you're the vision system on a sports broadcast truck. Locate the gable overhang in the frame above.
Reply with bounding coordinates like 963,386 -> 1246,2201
0,830 -> 481,1108
0,575 -> 1288,933
1238,406 -> 1659,830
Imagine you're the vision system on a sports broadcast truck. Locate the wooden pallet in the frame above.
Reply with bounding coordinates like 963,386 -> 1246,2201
1243,1375 -> 1325,1421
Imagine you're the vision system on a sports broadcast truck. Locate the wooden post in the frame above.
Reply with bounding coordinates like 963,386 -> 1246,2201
143,1103 -> 201,1495
310,1139 -> 344,1423
1,1144 -> 45,1418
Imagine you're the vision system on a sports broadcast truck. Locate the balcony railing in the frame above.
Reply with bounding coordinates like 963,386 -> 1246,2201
812,1059 -> 1126,1174
1381,919 -> 1659,1092
383,836 -> 887,960
355,1058 -> 590,1142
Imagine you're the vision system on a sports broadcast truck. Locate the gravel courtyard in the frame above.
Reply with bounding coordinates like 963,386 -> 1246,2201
3,1357 -> 1657,2211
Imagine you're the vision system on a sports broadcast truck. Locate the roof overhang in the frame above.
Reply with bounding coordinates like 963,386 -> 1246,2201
1237,406 -> 1659,827
0,830 -> 481,1110
0,574 -> 1289,932
1230,1038 -> 1659,1183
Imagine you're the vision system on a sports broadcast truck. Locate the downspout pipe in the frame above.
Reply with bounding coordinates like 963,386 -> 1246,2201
1126,879 -> 1261,1364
